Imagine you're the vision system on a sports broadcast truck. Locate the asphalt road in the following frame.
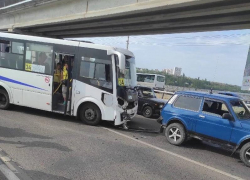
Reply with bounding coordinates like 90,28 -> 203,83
0,106 -> 249,180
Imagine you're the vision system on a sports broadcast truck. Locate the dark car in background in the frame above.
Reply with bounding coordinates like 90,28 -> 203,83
137,86 -> 167,118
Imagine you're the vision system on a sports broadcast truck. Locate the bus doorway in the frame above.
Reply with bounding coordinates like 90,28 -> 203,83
52,53 -> 74,114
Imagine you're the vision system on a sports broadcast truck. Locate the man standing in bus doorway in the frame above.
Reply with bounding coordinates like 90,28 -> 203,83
61,63 -> 68,105
53,63 -> 61,91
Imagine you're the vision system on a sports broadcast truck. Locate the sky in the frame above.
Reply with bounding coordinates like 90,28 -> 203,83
76,29 -> 250,86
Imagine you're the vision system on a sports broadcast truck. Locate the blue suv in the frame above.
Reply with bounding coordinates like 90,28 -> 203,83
160,91 -> 250,167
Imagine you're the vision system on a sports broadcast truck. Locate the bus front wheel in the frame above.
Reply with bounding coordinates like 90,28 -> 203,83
80,103 -> 101,126
0,89 -> 10,110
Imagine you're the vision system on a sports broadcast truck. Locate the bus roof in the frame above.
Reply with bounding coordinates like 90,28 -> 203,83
0,32 -> 134,57
137,73 -> 165,77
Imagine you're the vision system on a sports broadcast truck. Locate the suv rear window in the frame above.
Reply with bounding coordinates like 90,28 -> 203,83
174,95 -> 202,111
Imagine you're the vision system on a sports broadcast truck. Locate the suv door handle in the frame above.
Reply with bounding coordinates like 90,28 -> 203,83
76,90 -> 80,94
199,115 -> 205,118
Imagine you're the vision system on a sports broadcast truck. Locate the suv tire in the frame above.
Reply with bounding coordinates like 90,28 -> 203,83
142,106 -> 153,118
165,123 -> 186,146
240,142 -> 250,167
0,89 -> 10,110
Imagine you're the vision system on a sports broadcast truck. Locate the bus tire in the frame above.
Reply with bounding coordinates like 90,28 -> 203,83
79,103 -> 101,126
0,89 -> 10,110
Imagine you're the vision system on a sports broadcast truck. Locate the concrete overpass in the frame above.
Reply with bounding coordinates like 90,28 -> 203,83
1,0 -> 250,38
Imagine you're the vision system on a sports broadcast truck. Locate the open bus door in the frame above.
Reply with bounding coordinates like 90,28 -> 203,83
52,52 -> 74,115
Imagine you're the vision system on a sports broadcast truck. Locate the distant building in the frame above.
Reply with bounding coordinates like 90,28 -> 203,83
173,67 -> 182,76
165,69 -> 173,75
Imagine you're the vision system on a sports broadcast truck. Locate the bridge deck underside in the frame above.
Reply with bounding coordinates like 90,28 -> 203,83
1,0 -> 250,38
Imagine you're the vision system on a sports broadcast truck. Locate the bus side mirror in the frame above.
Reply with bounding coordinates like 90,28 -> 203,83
107,50 -> 125,70
222,113 -> 234,121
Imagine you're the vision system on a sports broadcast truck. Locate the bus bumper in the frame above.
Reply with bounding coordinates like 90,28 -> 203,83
114,105 -> 138,126
126,105 -> 138,119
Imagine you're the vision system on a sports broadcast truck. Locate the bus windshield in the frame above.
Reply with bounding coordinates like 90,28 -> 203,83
157,76 -> 165,82
118,57 -> 136,87
124,60 -> 131,85
137,74 -> 155,83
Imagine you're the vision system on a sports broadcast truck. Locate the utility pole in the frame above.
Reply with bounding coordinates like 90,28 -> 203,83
126,36 -> 130,50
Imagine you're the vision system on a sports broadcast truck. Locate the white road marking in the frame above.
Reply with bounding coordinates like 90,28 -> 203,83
0,164 -> 20,180
4,162 -> 18,173
103,127 -> 244,180
0,157 -> 11,162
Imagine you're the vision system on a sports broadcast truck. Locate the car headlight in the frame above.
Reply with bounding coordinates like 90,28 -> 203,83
159,104 -> 163,108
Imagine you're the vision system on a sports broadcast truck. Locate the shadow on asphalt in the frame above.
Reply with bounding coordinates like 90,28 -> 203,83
182,139 -> 240,160
102,119 -> 240,162
26,170 -> 71,180
9,105 -> 162,133
0,126 -> 51,139
8,105 -> 80,124
4,106 -> 240,162
0,139 -> 72,152
1,106 -> 74,152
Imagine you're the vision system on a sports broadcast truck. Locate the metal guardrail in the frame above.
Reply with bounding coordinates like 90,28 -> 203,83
154,90 -> 174,95
164,85 -> 250,101
154,86 -> 250,101
154,90 -> 174,100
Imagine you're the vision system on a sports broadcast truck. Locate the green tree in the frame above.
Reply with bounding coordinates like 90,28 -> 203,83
136,68 -> 244,92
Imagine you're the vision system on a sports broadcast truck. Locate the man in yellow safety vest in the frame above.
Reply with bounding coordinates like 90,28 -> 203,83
61,63 -> 68,105
53,63 -> 61,89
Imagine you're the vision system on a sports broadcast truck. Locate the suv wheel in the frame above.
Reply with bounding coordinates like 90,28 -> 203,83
142,106 -> 153,118
165,123 -> 186,146
240,142 -> 250,167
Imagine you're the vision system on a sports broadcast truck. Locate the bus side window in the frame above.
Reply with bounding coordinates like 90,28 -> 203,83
25,43 -> 53,75
0,39 -> 24,70
79,57 -> 113,90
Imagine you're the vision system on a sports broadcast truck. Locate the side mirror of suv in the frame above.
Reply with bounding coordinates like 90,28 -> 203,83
222,113 -> 234,121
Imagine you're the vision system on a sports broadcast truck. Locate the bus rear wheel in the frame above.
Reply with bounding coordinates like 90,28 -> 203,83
0,89 -> 10,110
80,103 -> 101,126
